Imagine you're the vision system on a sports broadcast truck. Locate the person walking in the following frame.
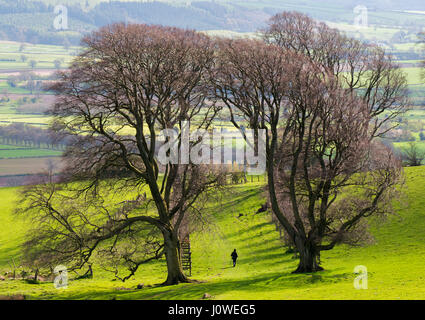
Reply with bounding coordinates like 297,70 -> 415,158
231,249 -> 238,267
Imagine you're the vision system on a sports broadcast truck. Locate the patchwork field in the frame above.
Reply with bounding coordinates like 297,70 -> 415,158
0,0 -> 423,304
0,38 -> 423,173
0,157 -> 62,176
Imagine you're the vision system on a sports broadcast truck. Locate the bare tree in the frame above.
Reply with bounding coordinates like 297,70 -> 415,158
17,24 -> 223,285
53,59 -> 62,70
264,11 -> 409,137
259,12 -> 409,272
401,142 -> 425,166
17,174 -> 163,282
213,15 -> 406,273
29,60 -> 37,69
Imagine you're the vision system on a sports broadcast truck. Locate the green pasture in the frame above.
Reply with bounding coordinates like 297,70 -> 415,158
0,166 -> 425,299
0,148 -> 62,159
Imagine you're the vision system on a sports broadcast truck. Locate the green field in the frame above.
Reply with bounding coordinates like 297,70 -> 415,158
0,148 -> 61,159
0,144 -> 27,150
0,116 -> 51,126
394,140 -> 425,155
402,67 -> 424,86
0,44 -> 75,74
0,143 -> 62,159
0,41 -> 69,170
0,166 -> 425,300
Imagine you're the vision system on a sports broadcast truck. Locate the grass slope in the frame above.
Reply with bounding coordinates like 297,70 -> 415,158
0,166 -> 425,299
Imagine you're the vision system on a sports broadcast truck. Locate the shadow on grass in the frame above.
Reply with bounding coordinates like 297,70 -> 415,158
210,188 -> 263,214
224,222 -> 272,240
244,243 -> 284,256
43,268 -> 354,300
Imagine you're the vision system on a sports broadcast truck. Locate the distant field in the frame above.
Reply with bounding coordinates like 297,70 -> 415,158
0,116 -> 51,126
327,21 -> 402,42
394,140 -> 425,154
0,144 -> 27,150
25,0 -> 156,7
0,41 -> 74,72
401,67 -> 424,85
0,157 -> 62,176
0,36 -> 423,172
0,41 -> 74,105
0,145 -> 62,160
0,148 -> 62,159
202,30 -> 259,39
0,82 -> 31,94
403,109 -> 425,118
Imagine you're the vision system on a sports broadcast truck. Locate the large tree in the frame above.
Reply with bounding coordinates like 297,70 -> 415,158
264,11 -> 409,137
213,12 -> 407,273
17,24 -> 223,285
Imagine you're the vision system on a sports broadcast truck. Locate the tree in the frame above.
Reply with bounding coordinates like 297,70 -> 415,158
391,31 -> 406,43
63,38 -> 70,51
213,12 -> 407,273
29,60 -> 37,69
0,89 -> 9,103
17,24 -> 223,285
20,54 -> 28,63
263,11 -> 409,138
17,174 -> 164,281
53,59 -> 62,69
6,75 -> 18,87
26,79 -> 35,94
401,142 -> 425,166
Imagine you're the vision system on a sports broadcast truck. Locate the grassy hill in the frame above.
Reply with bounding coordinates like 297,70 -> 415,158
0,166 -> 425,299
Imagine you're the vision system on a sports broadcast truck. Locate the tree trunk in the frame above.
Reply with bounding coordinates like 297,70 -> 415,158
292,238 -> 323,273
162,229 -> 189,285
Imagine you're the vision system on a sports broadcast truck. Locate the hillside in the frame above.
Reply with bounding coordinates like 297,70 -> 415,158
0,0 -> 424,46
1,166 -> 425,300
